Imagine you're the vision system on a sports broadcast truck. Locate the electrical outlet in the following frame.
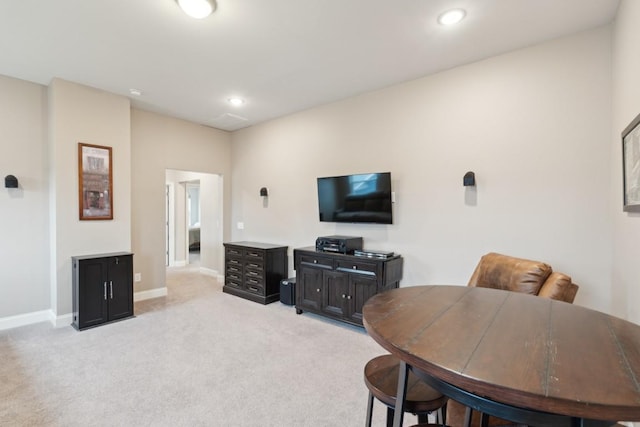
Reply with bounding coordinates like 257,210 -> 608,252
134,273 -> 141,282
237,222 -> 244,230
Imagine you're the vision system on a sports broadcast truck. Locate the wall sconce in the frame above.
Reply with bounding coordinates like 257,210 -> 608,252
260,187 -> 268,197
463,171 -> 476,187
5,175 -> 18,188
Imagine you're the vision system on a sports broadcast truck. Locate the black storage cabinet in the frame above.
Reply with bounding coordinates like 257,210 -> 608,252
280,277 -> 296,305
223,242 -> 288,304
72,252 -> 134,330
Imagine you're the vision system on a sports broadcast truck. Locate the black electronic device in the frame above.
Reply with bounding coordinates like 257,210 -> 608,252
354,250 -> 395,260
315,235 -> 363,254
317,172 -> 393,224
280,277 -> 296,306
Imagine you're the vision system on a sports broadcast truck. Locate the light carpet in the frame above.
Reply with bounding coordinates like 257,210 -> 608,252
0,265 -> 420,426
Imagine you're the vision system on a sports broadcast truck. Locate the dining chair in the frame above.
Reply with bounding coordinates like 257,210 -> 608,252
364,354 -> 448,427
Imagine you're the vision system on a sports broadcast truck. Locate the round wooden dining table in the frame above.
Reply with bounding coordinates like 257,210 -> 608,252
363,285 -> 640,427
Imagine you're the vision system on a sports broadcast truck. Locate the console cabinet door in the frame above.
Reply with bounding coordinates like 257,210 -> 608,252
107,255 -> 133,321
322,270 -> 348,318
348,274 -> 378,324
77,259 -> 109,329
297,265 -> 323,311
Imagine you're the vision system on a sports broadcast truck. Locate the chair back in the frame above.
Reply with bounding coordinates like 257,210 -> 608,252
468,252 -> 578,303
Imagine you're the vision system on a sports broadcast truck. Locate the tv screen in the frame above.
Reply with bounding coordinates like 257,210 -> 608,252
317,172 -> 393,224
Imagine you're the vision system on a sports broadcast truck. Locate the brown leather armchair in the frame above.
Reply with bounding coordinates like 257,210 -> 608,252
447,252 -> 579,427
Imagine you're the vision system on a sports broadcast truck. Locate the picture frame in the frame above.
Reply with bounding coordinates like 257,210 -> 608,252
622,112 -> 640,212
78,143 -> 113,220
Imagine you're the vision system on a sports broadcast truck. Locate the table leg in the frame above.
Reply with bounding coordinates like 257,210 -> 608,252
393,360 -> 409,427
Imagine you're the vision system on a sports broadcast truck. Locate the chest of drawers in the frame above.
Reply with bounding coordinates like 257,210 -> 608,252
223,242 -> 288,304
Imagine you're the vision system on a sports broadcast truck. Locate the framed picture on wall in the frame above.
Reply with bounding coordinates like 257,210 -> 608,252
78,143 -> 113,220
623,112 -> 640,212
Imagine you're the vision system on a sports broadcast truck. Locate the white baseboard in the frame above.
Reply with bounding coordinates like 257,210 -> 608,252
134,287 -> 168,302
199,267 -> 222,281
1,289 -> 168,331
0,309 -> 53,331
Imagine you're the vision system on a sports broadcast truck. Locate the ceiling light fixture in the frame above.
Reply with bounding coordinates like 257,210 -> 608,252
228,97 -> 245,106
438,9 -> 466,26
176,0 -> 216,19
129,88 -> 142,96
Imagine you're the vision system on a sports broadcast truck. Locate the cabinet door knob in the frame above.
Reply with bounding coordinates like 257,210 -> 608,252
313,260 -> 317,264
352,265 -> 357,270
110,281 -> 113,299
342,294 -> 346,299
316,288 -> 321,292
104,282 -> 107,300
347,295 -> 352,300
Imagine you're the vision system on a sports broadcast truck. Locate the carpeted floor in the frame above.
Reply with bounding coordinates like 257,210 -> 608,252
0,265 -> 419,426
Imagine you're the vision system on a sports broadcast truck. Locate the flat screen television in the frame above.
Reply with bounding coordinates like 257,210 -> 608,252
317,172 -> 393,224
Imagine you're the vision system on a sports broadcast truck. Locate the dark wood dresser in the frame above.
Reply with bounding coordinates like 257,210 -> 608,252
293,247 -> 403,327
223,242 -> 288,304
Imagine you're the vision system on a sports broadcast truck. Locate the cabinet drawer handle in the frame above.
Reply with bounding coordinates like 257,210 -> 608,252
104,282 -> 107,300
313,260 -> 317,264
248,286 -> 259,292
352,265 -> 357,270
248,263 -> 260,268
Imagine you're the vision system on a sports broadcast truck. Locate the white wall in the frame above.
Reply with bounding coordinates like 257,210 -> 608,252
0,75 -> 50,319
48,79 -> 132,319
131,109 -> 231,294
611,0 -> 640,323
231,27 -> 613,313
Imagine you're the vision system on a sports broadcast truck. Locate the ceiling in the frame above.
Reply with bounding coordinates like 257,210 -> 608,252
0,0 -> 620,132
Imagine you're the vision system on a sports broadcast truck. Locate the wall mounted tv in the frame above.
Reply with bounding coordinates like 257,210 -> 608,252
317,172 -> 393,224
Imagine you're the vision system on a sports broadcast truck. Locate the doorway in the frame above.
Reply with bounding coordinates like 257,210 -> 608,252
186,181 -> 201,266
165,169 -> 223,274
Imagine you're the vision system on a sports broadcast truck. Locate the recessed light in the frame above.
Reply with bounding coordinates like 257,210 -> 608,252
438,9 -> 466,26
228,97 -> 245,106
129,88 -> 142,96
176,0 -> 216,19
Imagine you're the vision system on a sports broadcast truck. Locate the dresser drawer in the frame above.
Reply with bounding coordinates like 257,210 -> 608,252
244,260 -> 264,271
226,246 -> 243,257
226,270 -> 242,282
245,267 -> 263,281
227,264 -> 242,275
244,249 -> 265,260
336,259 -> 377,276
227,257 -> 242,267
299,254 -> 333,269
245,277 -> 264,295
225,278 -> 243,289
